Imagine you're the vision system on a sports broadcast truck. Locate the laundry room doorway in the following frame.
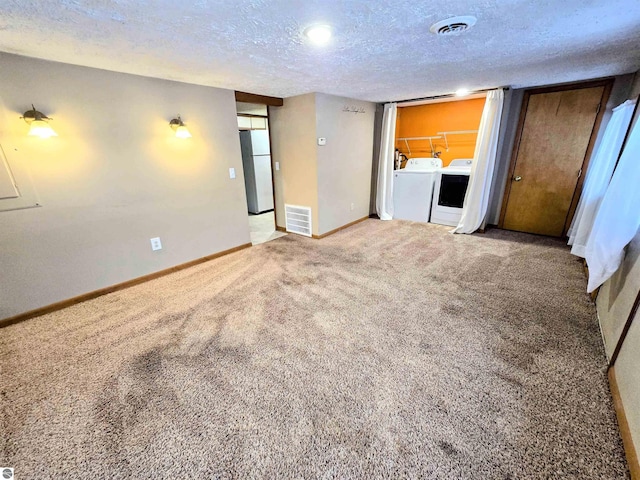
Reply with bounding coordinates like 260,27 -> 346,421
499,80 -> 612,237
393,93 -> 486,226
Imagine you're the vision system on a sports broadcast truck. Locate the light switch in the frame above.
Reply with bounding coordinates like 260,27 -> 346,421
275,162 -> 280,171
229,167 -> 236,179
317,137 -> 327,146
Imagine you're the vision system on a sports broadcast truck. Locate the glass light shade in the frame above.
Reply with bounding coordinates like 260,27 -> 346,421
304,25 -> 332,45
175,125 -> 192,139
28,119 -> 58,138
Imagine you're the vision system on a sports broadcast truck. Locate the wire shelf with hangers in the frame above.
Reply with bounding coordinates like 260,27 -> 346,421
436,130 -> 479,151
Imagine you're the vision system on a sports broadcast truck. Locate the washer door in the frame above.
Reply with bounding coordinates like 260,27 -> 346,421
392,172 -> 434,222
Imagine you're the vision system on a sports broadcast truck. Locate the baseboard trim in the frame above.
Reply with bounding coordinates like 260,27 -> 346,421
0,242 -> 253,328
609,367 -> 640,479
275,225 -> 287,232
312,216 -> 369,239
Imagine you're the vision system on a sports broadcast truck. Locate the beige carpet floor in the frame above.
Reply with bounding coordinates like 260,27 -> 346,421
0,219 -> 628,479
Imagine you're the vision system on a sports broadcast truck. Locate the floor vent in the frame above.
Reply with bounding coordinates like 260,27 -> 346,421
285,204 -> 312,237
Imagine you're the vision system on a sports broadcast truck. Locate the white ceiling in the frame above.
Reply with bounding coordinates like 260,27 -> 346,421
1,1 -> 639,102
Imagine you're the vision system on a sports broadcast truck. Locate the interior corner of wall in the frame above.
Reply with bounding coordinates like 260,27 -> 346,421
628,70 -> 640,97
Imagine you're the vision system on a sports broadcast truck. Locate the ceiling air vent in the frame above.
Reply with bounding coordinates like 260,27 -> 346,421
430,16 -> 477,36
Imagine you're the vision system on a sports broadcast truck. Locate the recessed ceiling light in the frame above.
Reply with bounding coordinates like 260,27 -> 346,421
455,88 -> 470,97
304,24 -> 332,45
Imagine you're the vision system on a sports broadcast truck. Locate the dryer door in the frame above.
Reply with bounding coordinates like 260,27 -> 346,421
438,174 -> 470,208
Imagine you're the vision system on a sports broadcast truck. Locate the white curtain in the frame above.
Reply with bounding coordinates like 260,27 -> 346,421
452,89 -> 504,234
568,99 -> 636,257
585,115 -> 640,292
376,103 -> 397,220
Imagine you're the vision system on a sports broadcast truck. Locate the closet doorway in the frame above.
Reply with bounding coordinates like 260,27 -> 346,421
499,80 -> 612,237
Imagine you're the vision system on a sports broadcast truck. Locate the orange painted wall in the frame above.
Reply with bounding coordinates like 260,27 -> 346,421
396,98 -> 485,167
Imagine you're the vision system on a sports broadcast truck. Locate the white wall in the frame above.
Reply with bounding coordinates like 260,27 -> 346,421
315,93 -> 375,235
0,53 -> 250,319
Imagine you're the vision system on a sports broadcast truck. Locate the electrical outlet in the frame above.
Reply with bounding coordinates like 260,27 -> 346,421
275,162 -> 280,171
350,203 -> 355,211
229,167 -> 236,179
150,237 -> 162,251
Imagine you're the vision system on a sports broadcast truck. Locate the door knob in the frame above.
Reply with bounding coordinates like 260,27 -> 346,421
513,175 -> 522,182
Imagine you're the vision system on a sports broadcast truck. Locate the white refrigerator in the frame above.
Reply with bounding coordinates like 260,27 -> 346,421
239,130 -> 274,214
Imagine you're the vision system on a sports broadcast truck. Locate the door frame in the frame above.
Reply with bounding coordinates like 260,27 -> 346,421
235,91 -> 283,228
498,78 -> 613,236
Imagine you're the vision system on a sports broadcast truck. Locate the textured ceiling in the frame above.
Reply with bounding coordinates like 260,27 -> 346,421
1,0 -> 639,102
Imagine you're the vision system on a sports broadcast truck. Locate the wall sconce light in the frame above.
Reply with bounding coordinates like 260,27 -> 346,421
21,105 -> 58,138
169,115 -> 192,139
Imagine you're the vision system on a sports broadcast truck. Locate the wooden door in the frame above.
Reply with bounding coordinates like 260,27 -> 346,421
500,83 -> 609,237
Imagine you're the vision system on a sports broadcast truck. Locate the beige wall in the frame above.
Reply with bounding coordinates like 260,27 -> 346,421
0,53 -> 250,319
597,233 -> 640,358
315,93 -> 375,235
269,92 -> 375,237
598,228 -> 640,464
269,94 -> 318,234
597,71 -> 640,464
630,71 -> 640,98
614,308 -> 640,452
597,79 -> 640,357
596,74 -> 639,356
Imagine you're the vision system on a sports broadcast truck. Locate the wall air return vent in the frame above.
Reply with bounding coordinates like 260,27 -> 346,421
285,204 -> 312,237
430,16 -> 477,36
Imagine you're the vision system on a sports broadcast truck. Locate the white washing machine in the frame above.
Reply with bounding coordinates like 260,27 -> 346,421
430,159 -> 473,227
392,157 -> 443,222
